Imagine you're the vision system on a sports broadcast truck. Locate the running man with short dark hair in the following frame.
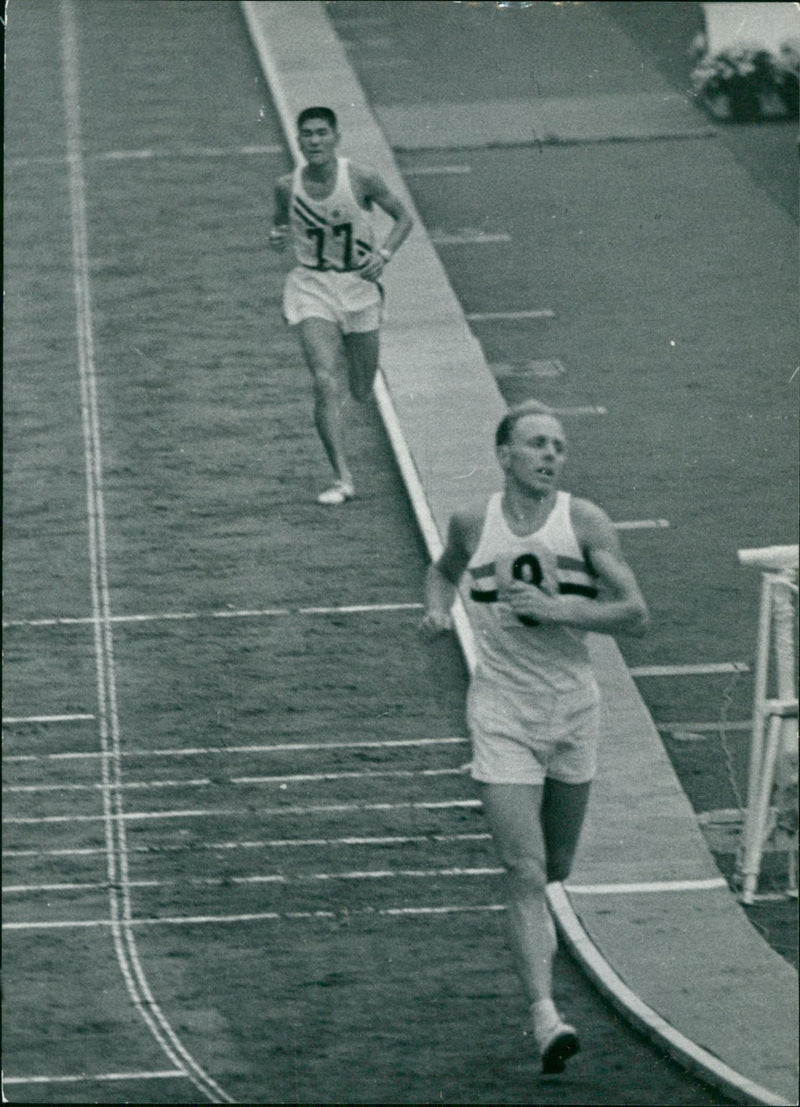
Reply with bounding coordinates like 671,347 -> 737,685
270,106 -> 413,504
422,400 -> 649,1073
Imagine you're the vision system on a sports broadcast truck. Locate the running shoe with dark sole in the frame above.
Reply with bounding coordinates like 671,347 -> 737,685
540,1025 -> 580,1074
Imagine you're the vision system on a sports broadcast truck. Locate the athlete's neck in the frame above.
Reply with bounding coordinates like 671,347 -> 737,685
303,157 -> 337,184
502,486 -> 556,530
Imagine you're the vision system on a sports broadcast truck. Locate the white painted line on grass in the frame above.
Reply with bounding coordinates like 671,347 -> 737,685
97,144 -> 284,160
3,767 -> 467,795
231,768 -> 466,784
2,600 -> 423,629
4,798 -> 483,825
4,903 -> 508,930
466,309 -> 555,321
550,405 -> 608,416
630,662 -> 751,677
2,736 -> 468,762
6,867 -> 502,895
10,873 -> 726,898
60,6 -> 232,1099
658,721 -> 751,733
4,779 -> 211,793
2,714 -> 95,724
7,144 -> 283,169
401,165 -> 472,177
3,1071 -> 187,1085
612,519 -> 671,531
297,602 -> 422,615
565,877 -> 728,895
430,232 -> 511,245
4,831 -> 491,860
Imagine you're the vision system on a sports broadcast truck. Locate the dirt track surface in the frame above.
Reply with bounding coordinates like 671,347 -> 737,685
3,1 -> 794,1103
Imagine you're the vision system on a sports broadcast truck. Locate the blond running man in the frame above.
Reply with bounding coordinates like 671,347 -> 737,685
423,400 -> 649,1072
270,106 -> 412,504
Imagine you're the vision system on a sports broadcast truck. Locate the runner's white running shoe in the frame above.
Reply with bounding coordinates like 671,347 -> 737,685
317,481 -> 355,505
538,1021 -> 580,1074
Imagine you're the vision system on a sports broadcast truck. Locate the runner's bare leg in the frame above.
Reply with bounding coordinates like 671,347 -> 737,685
479,782 -> 556,1005
343,328 -> 380,402
297,317 -> 353,485
541,778 -> 591,883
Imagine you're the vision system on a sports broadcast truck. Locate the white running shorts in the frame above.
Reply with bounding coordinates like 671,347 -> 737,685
467,672 -> 601,786
283,267 -> 383,333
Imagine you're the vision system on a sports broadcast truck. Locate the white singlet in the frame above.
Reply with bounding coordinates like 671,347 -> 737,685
465,491 -> 602,785
466,491 -> 599,695
289,157 -> 375,272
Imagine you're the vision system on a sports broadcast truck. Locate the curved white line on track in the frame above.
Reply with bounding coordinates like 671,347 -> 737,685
547,882 -> 790,1107
59,3 -> 232,1100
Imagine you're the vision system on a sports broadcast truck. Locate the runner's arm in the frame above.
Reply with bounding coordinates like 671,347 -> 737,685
422,512 -> 475,635
505,500 -> 650,635
269,177 -> 292,252
356,167 -> 413,278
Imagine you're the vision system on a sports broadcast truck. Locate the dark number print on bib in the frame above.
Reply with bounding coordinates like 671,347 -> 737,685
306,221 -> 353,269
512,553 -> 543,626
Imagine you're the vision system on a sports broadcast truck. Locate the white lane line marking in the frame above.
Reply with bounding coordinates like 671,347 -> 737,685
430,232 -> 511,245
466,309 -> 555,321
231,768 -> 466,784
297,602 -> 422,614
4,779 -> 212,793
401,165 -> 472,176
613,519 -> 671,530
2,736 -> 468,762
3,832 -> 492,859
657,721 -> 751,733
96,144 -> 283,160
7,144 -> 283,168
3,1071 -> 187,1085
2,601 -> 423,629
565,878 -> 728,895
60,6 -> 229,1101
4,904 -> 508,930
9,874 -> 726,897
2,714 -> 95,724
4,798 -> 482,825
550,406 -> 607,416
3,767 -> 467,794
630,662 -> 751,677
5,868 -> 502,894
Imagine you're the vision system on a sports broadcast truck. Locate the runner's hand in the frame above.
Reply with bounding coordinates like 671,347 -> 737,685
504,581 -> 558,623
421,609 -> 453,636
269,225 -> 289,253
358,250 -> 387,282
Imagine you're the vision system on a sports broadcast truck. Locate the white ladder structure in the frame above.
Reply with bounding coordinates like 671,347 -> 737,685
737,545 -> 799,904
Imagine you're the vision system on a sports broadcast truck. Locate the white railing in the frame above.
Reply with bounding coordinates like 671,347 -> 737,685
736,545 -> 798,903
